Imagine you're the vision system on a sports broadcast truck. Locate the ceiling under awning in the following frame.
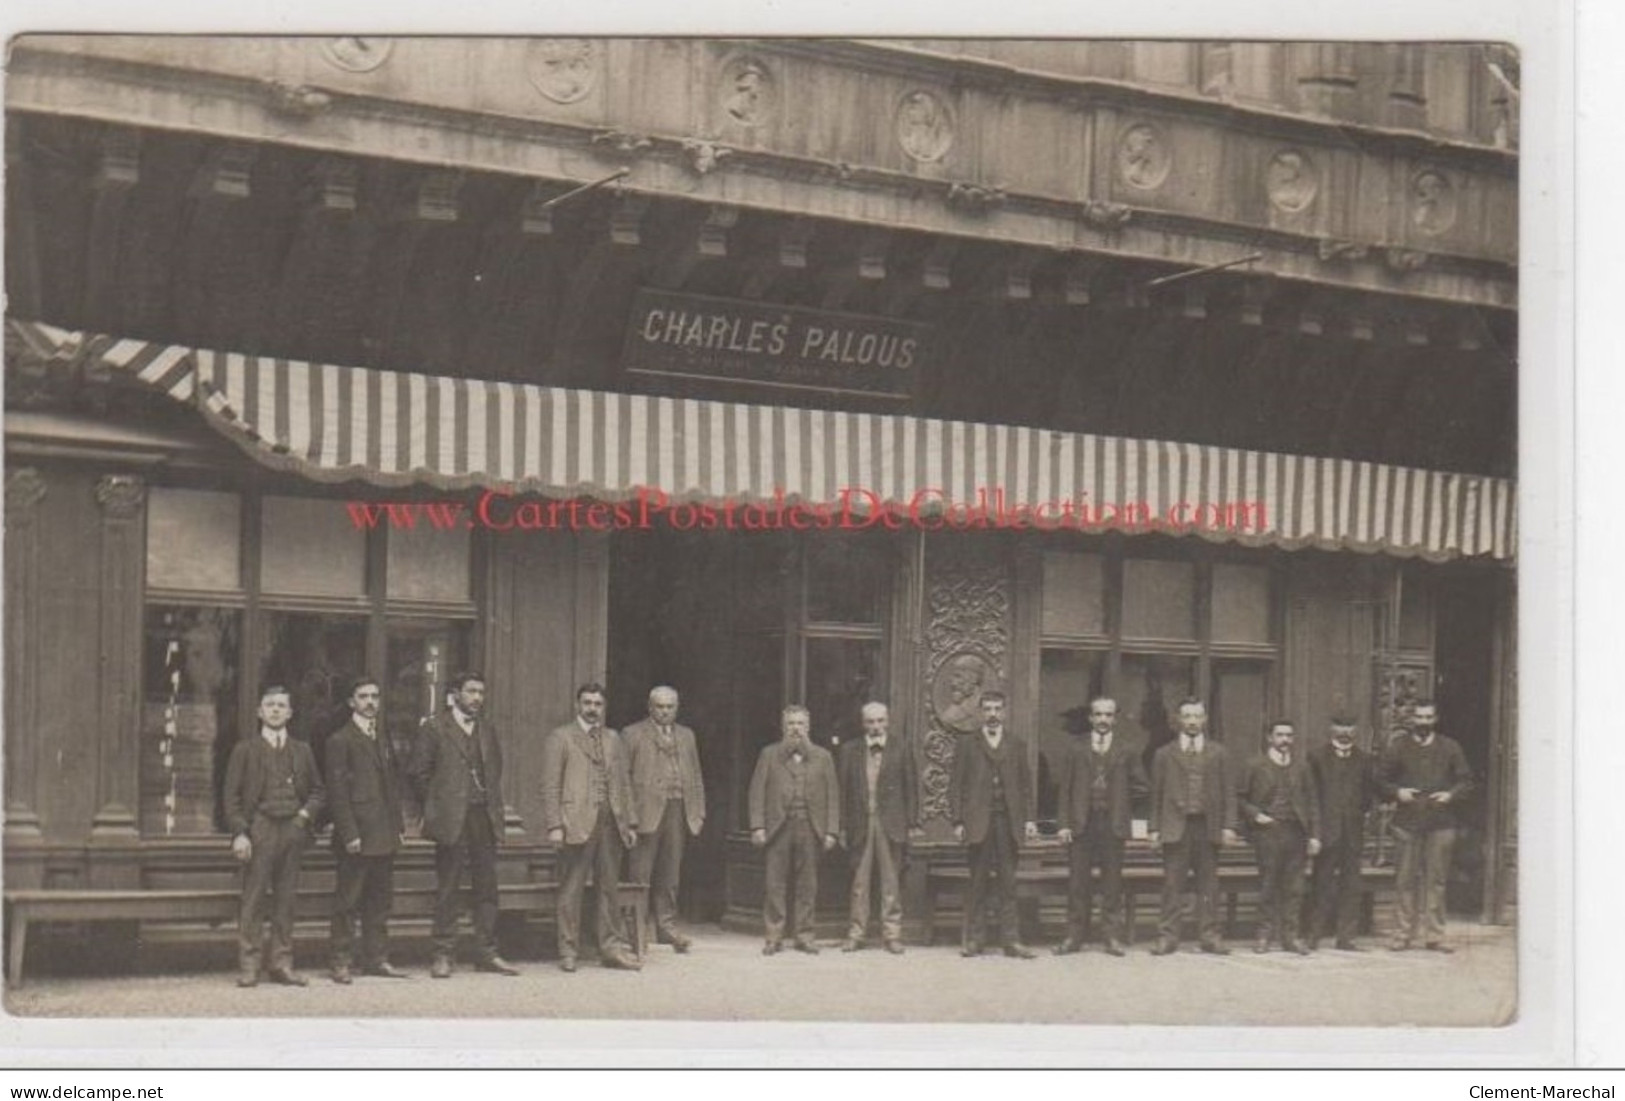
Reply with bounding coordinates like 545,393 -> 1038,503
5,318 -> 1516,563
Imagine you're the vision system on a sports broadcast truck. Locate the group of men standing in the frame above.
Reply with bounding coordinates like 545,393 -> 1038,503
224,677 -> 707,986
224,674 -> 1472,983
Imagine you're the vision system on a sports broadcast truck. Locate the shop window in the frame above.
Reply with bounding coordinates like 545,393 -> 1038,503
260,495 -> 366,597
1037,649 -> 1106,823
1119,654 -> 1198,757
145,488 -> 241,593
1211,563 -> 1273,644
386,520 -> 472,603
256,612 -> 369,753
803,636 -> 883,748
141,606 -> 242,835
386,621 -> 471,829
1212,660 -> 1270,754
1121,558 -> 1198,641
1040,551 -> 1106,638
804,537 -> 886,625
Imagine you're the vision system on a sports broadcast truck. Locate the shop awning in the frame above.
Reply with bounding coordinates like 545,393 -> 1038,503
6,319 -> 1516,562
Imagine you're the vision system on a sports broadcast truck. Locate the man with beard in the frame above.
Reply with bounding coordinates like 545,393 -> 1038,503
1379,701 -> 1473,952
838,701 -> 917,954
749,706 -> 840,955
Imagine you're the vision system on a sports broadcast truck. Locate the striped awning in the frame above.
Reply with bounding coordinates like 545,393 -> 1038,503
6,319 -> 1516,562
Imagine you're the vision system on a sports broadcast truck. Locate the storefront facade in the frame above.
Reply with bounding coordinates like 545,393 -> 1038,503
4,37 -> 1517,939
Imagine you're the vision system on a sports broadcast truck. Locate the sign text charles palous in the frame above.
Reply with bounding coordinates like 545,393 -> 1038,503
623,289 -> 928,399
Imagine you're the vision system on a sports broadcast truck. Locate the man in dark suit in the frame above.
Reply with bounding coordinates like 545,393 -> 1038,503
412,671 -> 519,979
623,685 -> 706,954
1378,700 -> 1473,952
324,677 -> 408,983
1053,696 -> 1148,957
838,701 -> 918,954
949,690 -> 1039,959
1148,698 -> 1240,955
1239,719 -> 1322,955
1308,715 -> 1376,951
223,684 -> 326,988
541,682 -> 642,972
748,705 -> 840,955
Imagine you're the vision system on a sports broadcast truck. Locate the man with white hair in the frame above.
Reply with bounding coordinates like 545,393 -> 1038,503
623,685 -> 707,953
749,706 -> 840,955
838,701 -> 918,954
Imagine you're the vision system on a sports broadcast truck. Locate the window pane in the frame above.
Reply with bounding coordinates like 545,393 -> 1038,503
255,611 -> 368,753
261,496 -> 366,597
1117,653 -> 1196,756
1037,649 -> 1105,824
385,621 -> 471,832
803,636 -> 882,750
146,488 -> 241,592
805,537 -> 886,624
142,606 -> 241,835
1213,662 -> 1270,755
1041,552 -> 1106,637
386,520 -> 472,602
1121,559 -> 1197,640
1211,563 -> 1272,643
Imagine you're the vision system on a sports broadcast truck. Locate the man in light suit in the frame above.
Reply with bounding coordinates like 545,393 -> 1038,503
748,705 -> 840,955
412,671 -> 519,979
1053,696 -> 1149,957
838,701 -> 918,954
1239,719 -> 1322,955
541,682 -> 642,972
1148,698 -> 1240,956
949,690 -> 1039,959
325,677 -> 409,983
224,684 -> 326,988
623,685 -> 706,954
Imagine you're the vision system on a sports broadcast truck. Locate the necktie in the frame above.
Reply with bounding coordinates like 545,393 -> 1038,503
869,742 -> 884,757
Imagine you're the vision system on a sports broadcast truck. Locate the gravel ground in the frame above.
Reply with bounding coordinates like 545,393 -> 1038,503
4,921 -> 1514,1027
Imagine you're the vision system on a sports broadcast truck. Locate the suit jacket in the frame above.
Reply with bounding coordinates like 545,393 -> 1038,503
1054,734 -> 1149,840
622,718 -> 706,837
325,719 -> 405,856
948,730 -> 1034,846
223,734 -> 325,837
1309,743 -> 1375,848
540,721 -> 636,844
1239,753 -> 1323,840
1149,738 -> 1238,844
838,735 -> 918,850
748,741 -> 839,843
412,709 -> 506,846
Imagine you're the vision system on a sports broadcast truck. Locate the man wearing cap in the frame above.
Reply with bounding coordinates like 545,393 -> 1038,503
749,706 -> 840,955
1308,716 -> 1376,951
1239,719 -> 1322,955
1378,700 -> 1473,952
838,701 -> 918,954
949,690 -> 1039,959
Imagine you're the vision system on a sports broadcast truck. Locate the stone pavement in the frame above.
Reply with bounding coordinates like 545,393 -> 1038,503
4,920 -> 1514,1026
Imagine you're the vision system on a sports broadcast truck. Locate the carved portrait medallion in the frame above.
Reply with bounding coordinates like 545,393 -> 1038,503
930,650 -> 998,734
720,56 -> 774,128
527,38 -> 600,105
1266,148 -> 1318,212
1117,123 -> 1171,190
897,90 -> 955,163
1409,168 -> 1458,236
319,37 -> 393,73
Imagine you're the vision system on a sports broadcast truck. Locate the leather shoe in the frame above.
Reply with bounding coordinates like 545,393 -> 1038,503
1004,944 -> 1037,960
1053,939 -> 1082,956
667,932 -> 692,954
793,939 -> 820,955
1424,942 -> 1455,954
1388,940 -> 1411,952
883,940 -> 905,955
1254,940 -> 1270,954
761,942 -> 781,957
1104,941 -> 1127,957
268,968 -> 308,987
236,973 -> 259,988
960,943 -> 983,958
841,938 -> 863,953
1335,938 -> 1364,952
430,955 -> 452,979
560,955 -> 579,972
476,956 -> 520,976
602,950 -> 643,971
1151,940 -> 1179,956
331,965 -> 353,985
1199,941 -> 1231,956
363,962 -> 410,979
1288,940 -> 1312,956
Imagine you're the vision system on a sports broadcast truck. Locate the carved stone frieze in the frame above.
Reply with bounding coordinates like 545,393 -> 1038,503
265,82 -> 333,118
1409,168 -> 1458,236
95,474 -> 145,519
319,37 -> 393,73
1385,247 -> 1430,273
5,468 -> 47,518
897,90 -> 955,163
1266,148 -> 1318,213
681,139 -> 733,176
1316,238 -> 1370,263
1079,199 -> 1133,230
528,39 -> 600,105
920,560 -> 1009,820
1116,123 -> 1171,190
720,56 -> 775,128
945,182 -> 1007,215
591,129 -> 654,155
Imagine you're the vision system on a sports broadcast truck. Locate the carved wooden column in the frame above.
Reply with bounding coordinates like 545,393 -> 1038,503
4,468 -> 48,850
89,473 -> 145,850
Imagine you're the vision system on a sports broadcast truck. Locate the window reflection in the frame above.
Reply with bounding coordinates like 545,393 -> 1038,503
142,606 -> 241,835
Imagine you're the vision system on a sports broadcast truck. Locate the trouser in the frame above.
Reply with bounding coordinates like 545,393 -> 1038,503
1392,825 -> 1455,945
1065,816 -> 1125,944
847,817 -> 904,943
1159,814 -> 1221,944
763,813 -> 820,944
1252,819 -> 1307,946
331,850 -> 395,969
1311,830 -> 1365,942
964,820 -> 1021,949
558,804 -> 630,961
238,814 -> 308,975
629,797 -> 687,941
432,805 -> 499,960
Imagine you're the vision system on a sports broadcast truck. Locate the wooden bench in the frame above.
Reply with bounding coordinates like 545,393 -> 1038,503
4,881 -> 648,985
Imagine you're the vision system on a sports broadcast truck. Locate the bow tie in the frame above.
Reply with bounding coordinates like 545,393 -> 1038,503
868,742 -> 885,756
